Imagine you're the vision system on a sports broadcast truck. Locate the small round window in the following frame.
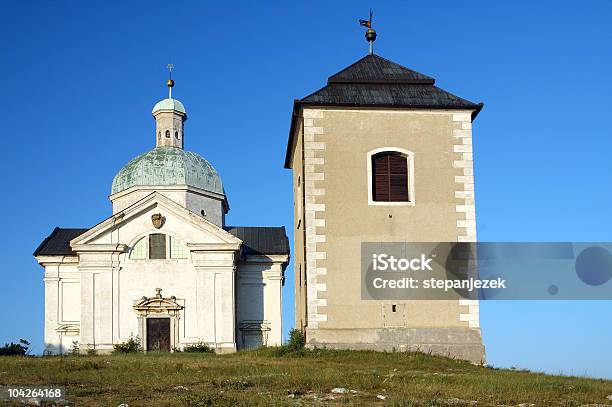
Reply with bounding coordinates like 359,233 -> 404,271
175,131 -> 179,139
165,130 -> 170,138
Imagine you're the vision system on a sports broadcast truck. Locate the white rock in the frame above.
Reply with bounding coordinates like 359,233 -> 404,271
607,395 -> 612,401
377,395 -> 387,400
331,387 -> 348,394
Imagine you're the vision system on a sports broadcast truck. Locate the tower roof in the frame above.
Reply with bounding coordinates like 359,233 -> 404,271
285,54 -> 484,168
328,54 -> 435,84
300,54 -> 480,109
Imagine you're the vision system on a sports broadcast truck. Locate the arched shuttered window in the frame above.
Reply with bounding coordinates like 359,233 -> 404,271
372,152 -> 409,202
149,233 -> 166,259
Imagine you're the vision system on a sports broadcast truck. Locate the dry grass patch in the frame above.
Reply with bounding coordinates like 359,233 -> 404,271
0,348 -> 610,406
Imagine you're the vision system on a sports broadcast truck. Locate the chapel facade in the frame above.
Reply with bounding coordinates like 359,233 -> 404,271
285,41 -> 485,362
35,82 -> 289,354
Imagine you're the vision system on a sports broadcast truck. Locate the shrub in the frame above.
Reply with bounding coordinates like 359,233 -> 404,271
112,336 -> 142,354
182,342 -> 215,353
69,341 -> 80,356
0,339 -> 30,356
266,329 -> 306,357
286,329 -> 305,351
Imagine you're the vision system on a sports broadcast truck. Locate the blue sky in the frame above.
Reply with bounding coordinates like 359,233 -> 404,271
2,1 -> 611,379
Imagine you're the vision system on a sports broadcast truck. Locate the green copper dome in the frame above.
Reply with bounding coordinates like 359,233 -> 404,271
152,98 -> 186,115
111,147 -> 224,195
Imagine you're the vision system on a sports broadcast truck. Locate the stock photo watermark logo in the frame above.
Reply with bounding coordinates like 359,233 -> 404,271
361,243 -> 612,300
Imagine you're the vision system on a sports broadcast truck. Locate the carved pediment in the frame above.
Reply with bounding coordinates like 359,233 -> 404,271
133,288 -> 183,314
71,192 -> 242,248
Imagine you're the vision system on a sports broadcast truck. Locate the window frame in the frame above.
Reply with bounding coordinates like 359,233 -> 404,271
366,147 -> 415,206
129,236 -> 147,259
149,233 -> 167,259
127,233 -> 191,262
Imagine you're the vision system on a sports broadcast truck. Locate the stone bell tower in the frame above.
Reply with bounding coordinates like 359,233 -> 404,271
152,70 -> 187,149
285,20 -> 485,363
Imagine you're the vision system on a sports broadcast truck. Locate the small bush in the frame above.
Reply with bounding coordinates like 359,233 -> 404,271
0,339 -> 30,356
112,336 -> 142,354
182,342 -> 215,353
69,341 -> 80,356
286,329 -> 305,351
266,329 -> 306,357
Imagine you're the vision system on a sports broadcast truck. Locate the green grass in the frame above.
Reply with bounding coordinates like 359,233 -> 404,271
0,348 -> 610,406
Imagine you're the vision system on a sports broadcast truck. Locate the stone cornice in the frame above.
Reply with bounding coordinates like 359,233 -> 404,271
242,254 -> 290,264
71,244 -> 128,253
187,243 -> 242,252
35,255 -> 79,266
109,184 -> 226,203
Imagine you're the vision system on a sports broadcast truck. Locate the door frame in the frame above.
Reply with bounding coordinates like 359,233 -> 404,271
133,290 -> 183,353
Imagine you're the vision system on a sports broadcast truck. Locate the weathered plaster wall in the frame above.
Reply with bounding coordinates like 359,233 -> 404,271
291,107 -> 484,363
292,122 -> 307,330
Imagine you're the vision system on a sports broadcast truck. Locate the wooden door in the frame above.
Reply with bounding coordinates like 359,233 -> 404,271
146,318 -> 171,352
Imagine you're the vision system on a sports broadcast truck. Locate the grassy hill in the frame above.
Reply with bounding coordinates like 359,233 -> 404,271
0,348 -> 611,406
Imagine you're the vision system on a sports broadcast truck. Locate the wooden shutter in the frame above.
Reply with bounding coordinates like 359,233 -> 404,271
372,152 -> 409,202
149,234 -> 167,259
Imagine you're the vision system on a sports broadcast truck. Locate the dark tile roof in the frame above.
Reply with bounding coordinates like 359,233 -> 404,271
225,226 -> 290,256
34,226 -> 290,257
33,227 -> 89,256
301,54 -> 480,109
328,54 -> 435,84
301,83 -> 478,108
284,54 -> 483,168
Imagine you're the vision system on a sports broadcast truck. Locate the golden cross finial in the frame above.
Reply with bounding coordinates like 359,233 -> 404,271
167,64 -> 175,98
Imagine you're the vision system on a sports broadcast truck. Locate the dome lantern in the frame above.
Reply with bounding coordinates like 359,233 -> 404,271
152,65 -> 187,149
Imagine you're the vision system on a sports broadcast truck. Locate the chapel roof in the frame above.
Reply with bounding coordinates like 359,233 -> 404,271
225,226 -> 290,256
33,227 -> 89,257
34,226 -> 289,257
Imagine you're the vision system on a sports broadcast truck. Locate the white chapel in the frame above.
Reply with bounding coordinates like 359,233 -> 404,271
34,79 -> 289,354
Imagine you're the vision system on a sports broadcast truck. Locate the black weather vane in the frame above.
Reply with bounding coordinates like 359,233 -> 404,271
359,9 -> 373,29
359,9 -> 377,55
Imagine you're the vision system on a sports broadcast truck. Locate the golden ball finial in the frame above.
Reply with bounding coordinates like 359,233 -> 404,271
365,28 -> 377,42
167,79 -> 175,88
